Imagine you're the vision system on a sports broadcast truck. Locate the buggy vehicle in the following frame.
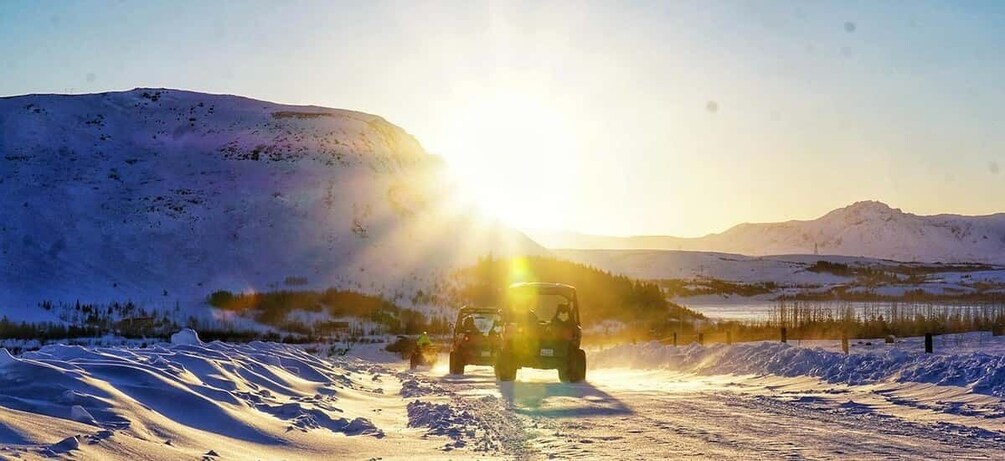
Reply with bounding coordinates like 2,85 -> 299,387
448,306 -> 502,375
494,282 -> 586,383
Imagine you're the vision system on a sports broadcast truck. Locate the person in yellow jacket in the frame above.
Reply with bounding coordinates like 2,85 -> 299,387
416,331 -> 432,348
410,331 -> 435,369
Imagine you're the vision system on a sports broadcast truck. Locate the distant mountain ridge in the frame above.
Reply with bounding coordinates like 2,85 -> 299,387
529,201 -> 1005,264
0,88 -> 543,310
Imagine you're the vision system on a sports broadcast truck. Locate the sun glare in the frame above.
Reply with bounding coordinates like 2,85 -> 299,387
507,257 -> 534,284
428,88 -> 583,231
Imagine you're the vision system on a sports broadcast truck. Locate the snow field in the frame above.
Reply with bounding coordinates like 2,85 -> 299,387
3,329 -> 1004,459
0,336 -> 461,459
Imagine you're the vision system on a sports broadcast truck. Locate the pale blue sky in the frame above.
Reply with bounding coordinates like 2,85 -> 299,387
2,1 -> 1003,236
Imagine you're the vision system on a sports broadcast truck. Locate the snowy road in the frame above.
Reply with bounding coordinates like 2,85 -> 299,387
422,365 -> 1005,460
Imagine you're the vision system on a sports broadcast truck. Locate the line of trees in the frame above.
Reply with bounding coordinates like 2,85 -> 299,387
208,288 -> 451,335
0,317 -> 105,341
674,301 -> 1005,344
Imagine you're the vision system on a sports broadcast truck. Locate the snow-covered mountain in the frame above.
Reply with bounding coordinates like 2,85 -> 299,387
0,88 -> 543,311
529,201 -> 1005,264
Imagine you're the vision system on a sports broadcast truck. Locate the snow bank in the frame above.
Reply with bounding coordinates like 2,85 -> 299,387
592,341 -> 1005,397
170,328 -> 202,345
0,347 -> 18,367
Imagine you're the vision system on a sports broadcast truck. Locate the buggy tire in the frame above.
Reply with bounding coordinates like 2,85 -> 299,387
495,354 -> 516,382
570,349 -> 587,383
557,365 -> 570,383
449,351 -> 464,375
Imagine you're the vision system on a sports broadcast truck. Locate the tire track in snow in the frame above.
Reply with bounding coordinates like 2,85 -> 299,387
401,368 -> 537,458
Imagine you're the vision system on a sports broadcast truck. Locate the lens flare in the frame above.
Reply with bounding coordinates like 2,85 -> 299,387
508,257 -> 535,284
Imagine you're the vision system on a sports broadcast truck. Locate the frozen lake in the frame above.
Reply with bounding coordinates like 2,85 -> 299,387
683,301 -> 777,320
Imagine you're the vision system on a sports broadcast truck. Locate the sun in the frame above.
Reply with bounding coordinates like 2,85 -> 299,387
426,88 -> 583,231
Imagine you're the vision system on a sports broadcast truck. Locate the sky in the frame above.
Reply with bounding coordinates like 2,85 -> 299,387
1,0 -> 1003,237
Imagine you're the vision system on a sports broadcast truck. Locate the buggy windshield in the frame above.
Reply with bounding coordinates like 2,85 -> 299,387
465,312 -> 500,335
506,292 -> 573,325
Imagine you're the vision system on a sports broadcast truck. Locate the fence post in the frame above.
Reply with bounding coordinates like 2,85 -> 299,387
780,327 -> 787,344
697,332 -> 704,345
841,334 -> 849,354
672,332 -> 678,347
924,333 -> 933,354
726,331 -> 733,345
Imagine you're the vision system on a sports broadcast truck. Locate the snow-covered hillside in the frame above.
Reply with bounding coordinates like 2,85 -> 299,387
531,201 -> 1005,264
0,89 -> 543,313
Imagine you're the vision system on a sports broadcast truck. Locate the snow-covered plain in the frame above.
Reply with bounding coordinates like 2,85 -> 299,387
554,249 -> 859,285
556,248 -> 1005,289
554,248 -> 1005,310
3,333 -> 1005,459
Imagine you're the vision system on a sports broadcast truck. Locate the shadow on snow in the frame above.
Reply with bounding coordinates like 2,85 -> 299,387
441,366 -> 632,418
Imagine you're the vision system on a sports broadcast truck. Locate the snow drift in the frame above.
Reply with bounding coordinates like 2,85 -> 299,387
0,337 -> 390,458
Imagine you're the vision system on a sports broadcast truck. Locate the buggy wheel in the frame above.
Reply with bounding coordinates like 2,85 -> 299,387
449,351 -> 464,375
570,349 -> 587,383
495,354 -> 516,381
557,365 -> 570,383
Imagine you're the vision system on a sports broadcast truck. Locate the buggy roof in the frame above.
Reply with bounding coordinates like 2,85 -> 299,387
507,282 -> 577,297
458,306 -> 500,315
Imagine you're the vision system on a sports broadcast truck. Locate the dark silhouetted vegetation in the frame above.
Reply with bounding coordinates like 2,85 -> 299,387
807,260 -> 854,277
208,288 -> 450,335
663,301 -> 1005,345
446,255 -> 704,336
